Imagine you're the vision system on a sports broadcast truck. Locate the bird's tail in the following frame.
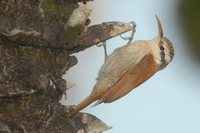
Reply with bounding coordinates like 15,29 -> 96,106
68,94 -> 100,118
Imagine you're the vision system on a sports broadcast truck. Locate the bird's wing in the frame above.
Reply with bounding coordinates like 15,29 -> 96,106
97,54 -> 158,104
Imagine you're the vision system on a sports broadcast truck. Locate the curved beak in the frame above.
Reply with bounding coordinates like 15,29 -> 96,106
155,15 -> 163,45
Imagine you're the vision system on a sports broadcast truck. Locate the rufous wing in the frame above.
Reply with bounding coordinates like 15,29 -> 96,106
68,54 -> 158,117
97,54 -> 158,103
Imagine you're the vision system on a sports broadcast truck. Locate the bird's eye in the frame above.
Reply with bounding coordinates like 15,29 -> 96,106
160,45 -> 164,50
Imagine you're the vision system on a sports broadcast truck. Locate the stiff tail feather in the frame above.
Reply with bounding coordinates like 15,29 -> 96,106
68,94 -> 100,118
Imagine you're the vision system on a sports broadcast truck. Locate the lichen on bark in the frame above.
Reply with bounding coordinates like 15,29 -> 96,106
0,0 -> 135,132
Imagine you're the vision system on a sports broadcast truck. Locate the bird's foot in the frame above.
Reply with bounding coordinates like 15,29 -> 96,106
120,21 -> 136,45
96,41 -> 108,62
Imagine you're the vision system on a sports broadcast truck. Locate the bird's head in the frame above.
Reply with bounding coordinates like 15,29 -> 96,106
149,15 -> 174,70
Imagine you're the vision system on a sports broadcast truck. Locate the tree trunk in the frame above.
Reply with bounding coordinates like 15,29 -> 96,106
0,0 -> 135,132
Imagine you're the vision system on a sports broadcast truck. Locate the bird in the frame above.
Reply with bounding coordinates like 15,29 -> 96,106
68,15 -> 174,118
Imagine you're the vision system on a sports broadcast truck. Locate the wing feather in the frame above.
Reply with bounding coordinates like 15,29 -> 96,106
99,54 -> 158,103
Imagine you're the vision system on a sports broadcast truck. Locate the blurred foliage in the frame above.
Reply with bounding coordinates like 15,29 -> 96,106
181,0 -> 200,55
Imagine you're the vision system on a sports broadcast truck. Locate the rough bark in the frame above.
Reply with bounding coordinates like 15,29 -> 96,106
0,0 -> 135,132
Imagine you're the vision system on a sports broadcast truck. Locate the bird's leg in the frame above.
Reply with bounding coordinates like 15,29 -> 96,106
103,43 -> 108,62
120,21 -> 136,45
96,41 -> 108,62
